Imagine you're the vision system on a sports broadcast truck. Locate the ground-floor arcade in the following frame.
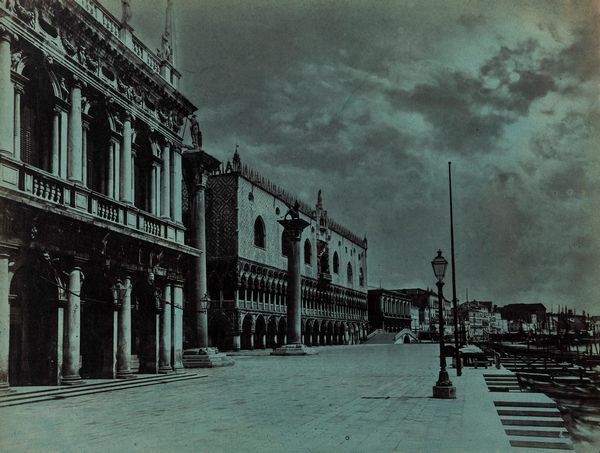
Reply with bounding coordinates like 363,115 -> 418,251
0,202 -> 192,387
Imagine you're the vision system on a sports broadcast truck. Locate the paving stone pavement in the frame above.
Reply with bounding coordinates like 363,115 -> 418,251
1,344 -> 518,453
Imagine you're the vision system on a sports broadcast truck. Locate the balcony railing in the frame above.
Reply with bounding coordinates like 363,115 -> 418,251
73,0 -> 174,85
0,157 -> 184,245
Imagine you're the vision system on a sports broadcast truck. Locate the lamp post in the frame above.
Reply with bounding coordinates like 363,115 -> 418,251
432,250 -> 456,399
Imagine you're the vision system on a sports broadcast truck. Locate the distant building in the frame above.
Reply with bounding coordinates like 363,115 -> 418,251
203,151 -> 369,350
500,303 -> 547,333
397,288 -> 452,337
367,289 -> 412,333
459,300 -> 493,341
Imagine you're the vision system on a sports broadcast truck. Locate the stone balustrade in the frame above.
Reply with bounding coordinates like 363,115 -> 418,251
0,155 -> 185,244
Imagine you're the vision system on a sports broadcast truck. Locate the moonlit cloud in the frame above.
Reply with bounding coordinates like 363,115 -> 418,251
106,0 -> 600,313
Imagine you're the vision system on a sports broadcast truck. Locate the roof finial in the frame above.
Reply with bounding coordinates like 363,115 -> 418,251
160,0 -> 176,65
317,189 -> 323,209
121,0 -> 132,24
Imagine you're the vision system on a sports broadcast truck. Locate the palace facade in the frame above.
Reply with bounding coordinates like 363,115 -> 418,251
0,0 -> 206,386
204,152 -> 369,350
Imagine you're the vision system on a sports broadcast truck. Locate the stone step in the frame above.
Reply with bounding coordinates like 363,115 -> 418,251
509,439 -> 574,450
505,429 -> 570,438
501,419 -> 566,428
498,409 -> 562,417
495,401 -> 557,409
0,373 -> 205,408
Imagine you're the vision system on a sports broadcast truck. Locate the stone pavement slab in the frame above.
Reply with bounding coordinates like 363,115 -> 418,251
0,344 -> 537,453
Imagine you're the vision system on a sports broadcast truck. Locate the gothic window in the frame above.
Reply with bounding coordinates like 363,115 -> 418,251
333,252 -> 339,274
347,263 -> 353,285
281,230 -> 289,256
254,216 -> 265,248
304,239 -> 312,265
359,267 -> 365,286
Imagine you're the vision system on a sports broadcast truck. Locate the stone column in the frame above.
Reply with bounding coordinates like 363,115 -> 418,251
172,150 -> 182,223
0,254 -> 10,389
52,109 -> 60,175
60,109 -> 68,178
272,216 -> 316,356
82,121 -> 89,187
0,29 -> 14,156
182,151 -> 220,349
67,78 -> 83,183
116,277 -> 133,379
13,84 -> 23,160
113,140 -> 120,200
120,113 -> 133,204
161,143 -> 171,218
172,283 -> 184,370
150,163 -> 158,215
62,267 -> 83,385
107,141 -> 114,198
232,332 -> 241,351
159,284 -> 172,373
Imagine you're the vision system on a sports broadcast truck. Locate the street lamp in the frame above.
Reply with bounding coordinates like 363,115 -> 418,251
200,293 -> 210,313
431,250 -> 456,399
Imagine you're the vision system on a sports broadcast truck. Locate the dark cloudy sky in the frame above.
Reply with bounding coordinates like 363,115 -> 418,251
105,0 -> 600,313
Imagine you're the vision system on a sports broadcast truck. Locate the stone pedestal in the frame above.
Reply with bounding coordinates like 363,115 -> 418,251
433,384 -> 456,399
182,348 -> 234,368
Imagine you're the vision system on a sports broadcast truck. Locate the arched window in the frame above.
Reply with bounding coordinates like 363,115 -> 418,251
254,216 -> 265,248
304,239 -> 312,265
134,130 -> 153,213
333,252 -> 340,274
87,104 -> 111,195
20,65 -> 53,172
347,263 -> 353,285
359,267 -> 364,286
281,230 -> 289,256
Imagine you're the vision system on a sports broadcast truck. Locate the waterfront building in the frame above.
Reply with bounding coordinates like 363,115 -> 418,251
0,0 -> 209,386
367,289 -> 412,333
396,288 -> 452,338
203,151 -> 369,350
459,300 -> 492,341
500,303 -> 547,333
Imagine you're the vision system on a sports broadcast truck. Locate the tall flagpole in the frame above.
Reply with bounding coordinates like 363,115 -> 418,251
449,162 -> 462,376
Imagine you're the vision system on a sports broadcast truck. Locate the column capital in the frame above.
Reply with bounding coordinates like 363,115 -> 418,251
182,150 -> 220,193
279,218 -> 310,241
71,75 -> 83,89
0,25 -> 13,43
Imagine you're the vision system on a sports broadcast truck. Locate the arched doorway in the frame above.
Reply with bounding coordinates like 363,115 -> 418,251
305,320 -> 313,346
277,317 -> 287,347
320,322 -> 327,345
132,272 -> 160,373
241,314 -> 253,350
80,272 -> 115,378
312,320 -> 320,346
9,256 -> 62,385
208,311 -> 233,351
267,316 -> 277,348
255,315 -> 266,349
327,321 -> 334,345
